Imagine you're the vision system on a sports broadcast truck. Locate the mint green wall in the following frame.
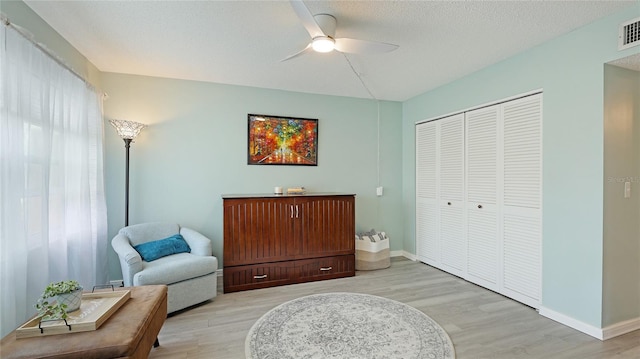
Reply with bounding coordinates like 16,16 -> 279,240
102,73 -> 404,278
603,65 -> 640,327
403,5 -> 640,328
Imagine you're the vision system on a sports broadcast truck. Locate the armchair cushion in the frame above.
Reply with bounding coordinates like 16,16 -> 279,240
133,253 -> 218,286
133,234 -> 191,262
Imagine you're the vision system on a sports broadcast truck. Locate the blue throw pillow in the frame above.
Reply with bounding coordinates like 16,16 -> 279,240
133,234 -> 191,261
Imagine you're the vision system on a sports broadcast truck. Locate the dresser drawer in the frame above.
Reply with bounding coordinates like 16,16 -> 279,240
224,262 -> 296,293
296,255 -> 355,282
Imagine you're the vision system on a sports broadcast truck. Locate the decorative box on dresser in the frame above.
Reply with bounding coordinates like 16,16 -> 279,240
222,193 -> 356,293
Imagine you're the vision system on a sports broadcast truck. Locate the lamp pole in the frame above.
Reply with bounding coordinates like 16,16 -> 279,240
109,119 -> 146,228
124,138 -> 132,226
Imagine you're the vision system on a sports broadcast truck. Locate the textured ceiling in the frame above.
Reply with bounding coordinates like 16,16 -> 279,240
610,53 -> 640,71
23,0 -> 636,101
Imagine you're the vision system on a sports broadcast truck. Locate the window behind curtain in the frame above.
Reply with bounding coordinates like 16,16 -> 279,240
0,23 -> 108,338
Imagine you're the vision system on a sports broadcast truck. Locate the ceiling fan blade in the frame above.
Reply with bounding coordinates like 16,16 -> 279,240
334,38 -> 399,54
289,0 -> 325,39
281,43 -> 313,62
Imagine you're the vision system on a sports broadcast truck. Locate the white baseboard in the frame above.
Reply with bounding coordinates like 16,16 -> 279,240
602,317 -> 640,340
539,307 -> 640,340
390,250 -> 416,261
539,306 -> 604,339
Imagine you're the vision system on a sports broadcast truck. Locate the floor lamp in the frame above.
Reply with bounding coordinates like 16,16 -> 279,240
109,119 -> 146,227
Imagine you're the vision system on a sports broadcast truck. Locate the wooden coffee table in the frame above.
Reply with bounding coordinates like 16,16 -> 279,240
1,285 -> 167,359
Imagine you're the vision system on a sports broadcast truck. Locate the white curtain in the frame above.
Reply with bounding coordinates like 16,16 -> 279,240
0,24 -> 108,337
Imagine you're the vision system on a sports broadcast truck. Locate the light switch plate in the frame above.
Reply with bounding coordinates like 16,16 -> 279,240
624,181 -> 631,198
376,186 -> 383,196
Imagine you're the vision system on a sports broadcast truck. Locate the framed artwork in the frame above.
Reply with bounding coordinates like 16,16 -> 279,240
247,114 -> 318,166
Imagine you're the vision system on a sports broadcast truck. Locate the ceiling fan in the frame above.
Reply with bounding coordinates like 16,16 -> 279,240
283,0 -> 399,61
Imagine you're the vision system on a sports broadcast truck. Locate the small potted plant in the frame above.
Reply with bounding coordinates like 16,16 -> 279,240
35,280 -> 83,320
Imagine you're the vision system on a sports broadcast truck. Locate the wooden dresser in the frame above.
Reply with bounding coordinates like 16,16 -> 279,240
222,193 -> 355,293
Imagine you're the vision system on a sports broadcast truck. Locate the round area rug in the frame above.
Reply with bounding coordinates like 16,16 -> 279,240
245,292 -> 455,359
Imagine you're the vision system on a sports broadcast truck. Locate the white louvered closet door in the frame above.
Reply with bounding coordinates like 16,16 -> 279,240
416,121 -> 439,264
438,114 -> 465,277
465,105 -> 500,290
415,92 -> 541,309
501,94 -> 542,308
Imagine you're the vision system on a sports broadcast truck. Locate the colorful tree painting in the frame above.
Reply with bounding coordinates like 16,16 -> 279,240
248,114 -> 318,165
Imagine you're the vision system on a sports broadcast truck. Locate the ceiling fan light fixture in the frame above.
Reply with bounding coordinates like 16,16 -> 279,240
312,36 -> 335,53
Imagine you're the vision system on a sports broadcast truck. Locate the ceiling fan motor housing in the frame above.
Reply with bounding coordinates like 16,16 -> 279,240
314,14 -> 337,37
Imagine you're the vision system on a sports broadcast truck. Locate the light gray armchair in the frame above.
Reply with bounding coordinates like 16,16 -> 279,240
111,222 -> 218,313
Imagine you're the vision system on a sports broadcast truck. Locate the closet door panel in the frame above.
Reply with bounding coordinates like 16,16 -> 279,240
502,94 -> 542,306
503,95 -> 542,210
416,122 -> 439,263
439,115 -> 465,202
416,122 -> 437,199
416,200 -> 439,263
466,106 -> 499,206
438,114 -> 465,276
465,106 -> 499,288
467,210 -> 498,287
440,204 -> 465,275
502,210 -> 541,307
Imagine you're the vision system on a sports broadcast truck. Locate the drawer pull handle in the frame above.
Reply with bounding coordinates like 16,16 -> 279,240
320,267 -> 332,271
253,274 -> 268,279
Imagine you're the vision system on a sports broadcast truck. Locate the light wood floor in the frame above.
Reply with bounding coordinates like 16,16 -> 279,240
149,257 -> 639,359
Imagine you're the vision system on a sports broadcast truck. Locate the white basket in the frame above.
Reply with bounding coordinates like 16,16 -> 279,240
355,231 -> 390,271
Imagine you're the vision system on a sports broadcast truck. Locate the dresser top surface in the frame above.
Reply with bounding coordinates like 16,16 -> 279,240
222,192 -> 355,199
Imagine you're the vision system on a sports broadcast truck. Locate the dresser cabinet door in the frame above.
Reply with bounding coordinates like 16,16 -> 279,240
296,196 -> 355,258
223,197 -> 298,266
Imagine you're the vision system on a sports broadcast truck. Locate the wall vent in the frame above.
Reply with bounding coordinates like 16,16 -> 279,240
619,17 -> 640,50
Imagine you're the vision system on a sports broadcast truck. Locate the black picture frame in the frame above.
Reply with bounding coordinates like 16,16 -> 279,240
247,114 -> 318,166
